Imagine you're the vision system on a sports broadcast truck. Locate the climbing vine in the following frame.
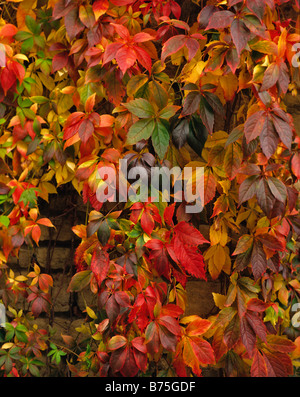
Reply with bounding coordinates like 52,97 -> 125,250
0,0 -> 299,377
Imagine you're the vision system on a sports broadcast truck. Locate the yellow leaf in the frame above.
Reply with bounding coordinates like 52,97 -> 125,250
180,315 -> 200,325
1,343 -> 14,350
215,244 -> 226,267
72,178 -> 84,195
278,286 -> 288,306
207,244 -> 230,279
205,130 -> 228,148
212,293 -> 226,309
219,180 -> 231,195
219,73 -> 238,101
15,275 -> 28,282
33,263 -> 40,275
273,274 -> 284,292
210,222 -> 228,246
223,247 -> 231,275
86,306 -> 97,320
180,58 -> 206,84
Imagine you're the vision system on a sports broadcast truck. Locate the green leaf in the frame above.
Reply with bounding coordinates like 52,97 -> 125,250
23,108 -> 36,120
67,270 -> 92,292
123,98 -> 155,119
15,325 -> 28,343
18,188 -> 38,207
152,120 -> 170,160
225,125 -> 244,147
30,96 -> 49,104
28,364 -> 40,377
158,104 -> 179,120
15,31 -> 33,41
25,15 -> 40,35
34,36 -> 45,49
21,37 -> 34,53
151,80 -> 168,109
97,220 -> 111,246
0,215 -> 10,227
126,118 -> 156,145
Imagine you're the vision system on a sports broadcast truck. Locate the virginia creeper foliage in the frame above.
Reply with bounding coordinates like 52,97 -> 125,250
0,0 -> 299,377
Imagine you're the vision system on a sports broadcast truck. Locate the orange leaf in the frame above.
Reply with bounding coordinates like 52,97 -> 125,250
85,93 -> 96,113
37,218 -> 55,228
38,273 -> 53,293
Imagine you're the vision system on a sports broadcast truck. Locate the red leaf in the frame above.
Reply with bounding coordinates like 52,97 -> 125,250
163,204 -> 175,226
206,10 -> 235,30
256,233 -> 284,251
240,315 -> 256,357
251,349 -> 268,377
224,315 -> 240,350
204,171 -> 217,205
246,311 -> 267,343
110,0 -> 134,6
256,178 -> 276,216
261,63 -> 279,91
247,298 -> 269,312
184,37 -> 200,61
212,328 -> 228,362
115,46 -> 137,75
260,115 -> 279,159
181,91 -> 201,117
0,24 -> 18,38
93,0 -> 109,19
262,350 -> 293,377
64,7 -> 85,40
158,315 -> 181,335
133,32 -> 155,43
172,237 -> 206,279
103,42 -> 124,65
230,19 -> 250,56
131,337 -> 147,354
250,241 -> 267,280
158,324 -> 178,351
226,48 -> 239,74
0,67 -> 16,94
115,291 -> 131,307
52,51 -> 69,73
145,239 -> 164,250
291,152 -> 300,179
277,60 -> 290,94
161,35 -> 186,63
244,110 -> 266,143
271,114 -> 293,150
141,211 -> 154,235
120,349 -> 139,377
186,317 -> 212,336
91,247 -> 110,286
38,274 -> 53,293
78,119 -> 94,143
187,337 -> 215,365
173,221 -> 209,245
266,335 -> 296,353
133,46 -> 152,73
198,5 -> 216,29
